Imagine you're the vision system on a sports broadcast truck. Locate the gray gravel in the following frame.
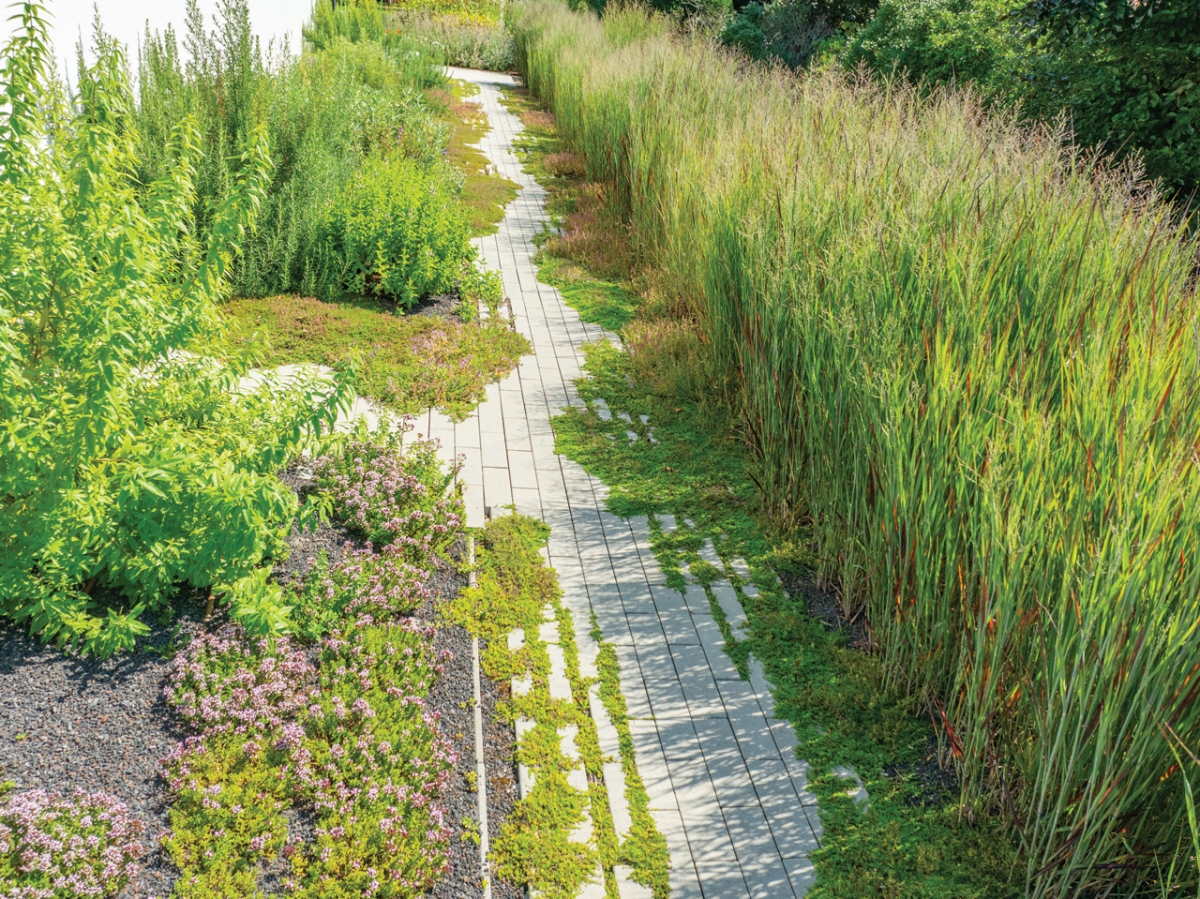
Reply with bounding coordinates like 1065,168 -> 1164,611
421,547 -> 521,899
0,605 -> 206,898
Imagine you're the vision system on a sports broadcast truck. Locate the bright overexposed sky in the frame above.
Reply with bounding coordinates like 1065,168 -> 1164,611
1,0 -> 314,76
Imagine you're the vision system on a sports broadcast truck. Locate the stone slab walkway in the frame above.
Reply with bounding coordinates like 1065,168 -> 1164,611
417,67 -> 823,899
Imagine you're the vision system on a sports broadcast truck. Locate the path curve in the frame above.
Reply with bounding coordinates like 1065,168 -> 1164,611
411,66 -> 822,899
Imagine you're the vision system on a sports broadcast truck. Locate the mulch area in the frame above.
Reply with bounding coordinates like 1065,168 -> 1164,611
0,473 -> 520,899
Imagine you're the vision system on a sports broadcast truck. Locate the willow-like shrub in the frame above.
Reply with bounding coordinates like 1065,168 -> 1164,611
0,7 -> 348,655
512,2 -> 1200,895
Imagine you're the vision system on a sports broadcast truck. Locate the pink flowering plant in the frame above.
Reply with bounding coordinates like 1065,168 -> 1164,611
313,437 -> 463,563
288,625 -> 457,896
0,789 -> 145,898
292,544 -> 430,642
162,621 -> 456,896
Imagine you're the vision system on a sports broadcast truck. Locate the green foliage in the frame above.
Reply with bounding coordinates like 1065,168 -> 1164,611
1019,0 -> 1200,193
843,0 -> 1020,91
513,3 -> 1200,893
720,0 -> 834,68
0,4 -> 348,656
225,293 -> 525,421
315,154 -> 474,308
394,10 -> 517,71
134,0 -> 449,299
448,514 -> 669,898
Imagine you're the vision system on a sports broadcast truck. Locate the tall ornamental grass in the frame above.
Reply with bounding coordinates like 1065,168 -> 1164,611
512,3 -> 1200,895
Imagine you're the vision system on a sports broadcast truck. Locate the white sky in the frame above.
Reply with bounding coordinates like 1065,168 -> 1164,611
1,0 -> 314,76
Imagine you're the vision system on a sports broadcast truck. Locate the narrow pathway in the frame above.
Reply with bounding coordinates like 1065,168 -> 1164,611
413,67 -> 822,899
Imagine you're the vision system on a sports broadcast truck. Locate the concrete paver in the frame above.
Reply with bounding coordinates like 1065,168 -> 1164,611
440,66 -> 821,898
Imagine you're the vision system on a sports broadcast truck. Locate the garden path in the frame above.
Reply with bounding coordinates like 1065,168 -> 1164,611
410,66 -> 822,899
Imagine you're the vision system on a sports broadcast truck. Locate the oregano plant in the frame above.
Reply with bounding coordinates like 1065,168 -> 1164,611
0,3 -> 351,656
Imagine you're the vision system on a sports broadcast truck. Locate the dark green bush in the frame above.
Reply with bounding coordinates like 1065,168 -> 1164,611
316,155 -> 474,307
843,0 -> 1020,94
721,0 -> 833,67
1020,0 -> 1200,194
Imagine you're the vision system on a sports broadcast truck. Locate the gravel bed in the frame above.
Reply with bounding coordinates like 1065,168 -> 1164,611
420,548 -> 521,899
0,480 -> 521,898
0,605 -> 206,899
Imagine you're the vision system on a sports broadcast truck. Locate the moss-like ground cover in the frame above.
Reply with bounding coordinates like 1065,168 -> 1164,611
507,87 -> 1021,899
225,295 -> 528,421
432,80 -> 520,237
447,515 -> 669,898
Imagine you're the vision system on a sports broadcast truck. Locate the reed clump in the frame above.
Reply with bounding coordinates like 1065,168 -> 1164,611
512,2 -> 1200,895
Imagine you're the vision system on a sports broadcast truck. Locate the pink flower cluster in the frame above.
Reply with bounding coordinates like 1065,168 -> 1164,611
164,624 -> 317,739
313,440 -> 463,564
298,542 -> 431,634
0,789 -> 144,898
161,621 -> 458,894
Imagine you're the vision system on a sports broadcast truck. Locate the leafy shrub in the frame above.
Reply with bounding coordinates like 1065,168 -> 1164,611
0,7 -> 348,655
314,438 -> 464,560
720,0 -> 833,68
1019,0 -> 1200,194
0,789 -> 146,897
843,0 -> 1020,96
135,0 -> 446,299
315,154 -> 473,308
292,545 -> 430,640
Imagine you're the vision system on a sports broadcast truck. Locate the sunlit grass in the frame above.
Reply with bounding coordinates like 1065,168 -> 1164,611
513,2 -> 1200,895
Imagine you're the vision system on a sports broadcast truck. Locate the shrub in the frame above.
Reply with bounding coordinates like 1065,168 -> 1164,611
0,6 -> 348,655
313,437 -> 464,560
513,3 -> 1200,894
1020,0 -> 1200,194
315,154 -> 473,308
135,0 -> 447,299
721,0 -> 833,68
0,789 -> 146,898
843,0 -> 1020,92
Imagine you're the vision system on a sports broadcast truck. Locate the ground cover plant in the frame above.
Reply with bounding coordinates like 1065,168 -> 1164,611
511,4 -> 1200,893
0,788 -> 146,897
160,431 -> 465,897
447,514 -> 669,898
0,4 -> 351,656
435,80 -> 521,236
225,294 -> 528,420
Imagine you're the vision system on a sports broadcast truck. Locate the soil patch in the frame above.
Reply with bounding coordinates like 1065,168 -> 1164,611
0,606 -> 205,899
